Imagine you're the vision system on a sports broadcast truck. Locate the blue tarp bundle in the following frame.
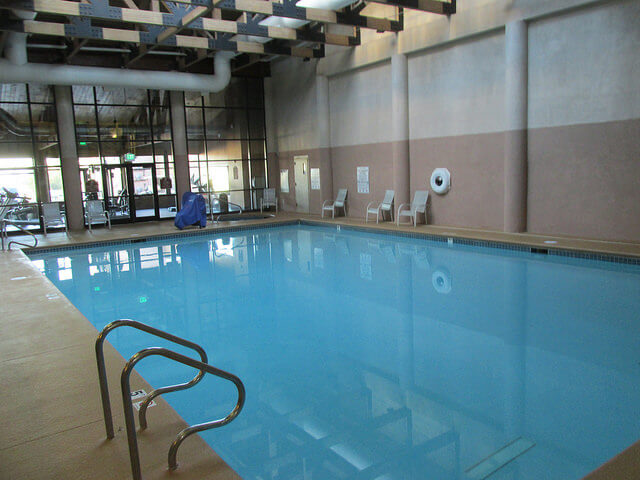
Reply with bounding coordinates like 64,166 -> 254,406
174,192 -> 207,229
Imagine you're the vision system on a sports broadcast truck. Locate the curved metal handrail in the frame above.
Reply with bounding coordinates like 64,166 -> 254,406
1,220 -> 38,250
121,347 -> 245,480
95,319 -> 207,439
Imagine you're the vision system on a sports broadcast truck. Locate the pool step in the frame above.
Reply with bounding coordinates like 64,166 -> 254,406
465,437 -> 535,479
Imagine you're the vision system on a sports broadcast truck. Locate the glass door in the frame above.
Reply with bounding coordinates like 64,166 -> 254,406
102,163 -> 159,223
102,165 -> 130,221
129,163 -> 159,221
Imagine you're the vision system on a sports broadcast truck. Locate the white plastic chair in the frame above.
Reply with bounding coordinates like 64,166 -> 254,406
260,188 -> 278,213
397,190 -> 428,227
322,188 -> 348,218
41,202 -> 68,236
85,200 -> 111,232
366,190 -> 395,223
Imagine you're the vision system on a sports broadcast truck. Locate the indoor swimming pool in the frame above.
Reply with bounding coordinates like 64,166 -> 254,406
29,224 -> 640,480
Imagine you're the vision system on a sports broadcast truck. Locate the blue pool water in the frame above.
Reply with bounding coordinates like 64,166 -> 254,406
30,224 -> 640,480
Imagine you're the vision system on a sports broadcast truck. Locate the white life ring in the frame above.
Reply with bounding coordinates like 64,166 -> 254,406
430,168 -> 451,195
432,269 -> 452,294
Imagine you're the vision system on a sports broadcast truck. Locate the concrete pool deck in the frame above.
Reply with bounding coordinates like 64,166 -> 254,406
1,213 -> 638,479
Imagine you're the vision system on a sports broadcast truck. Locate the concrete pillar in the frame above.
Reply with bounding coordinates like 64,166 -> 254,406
316,75 -> 333,200
54,85 -> 84,231
169,91 -> 190,208
263,78 -> 280,192
391,53 -> 410,208
504,20 -> 528,232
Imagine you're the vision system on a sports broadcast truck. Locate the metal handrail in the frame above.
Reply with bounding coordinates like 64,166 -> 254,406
121,347 -> 245,480
95,319 -> 208,439
1,220 -> 38,250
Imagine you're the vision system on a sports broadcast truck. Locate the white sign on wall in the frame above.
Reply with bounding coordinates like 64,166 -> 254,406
357,166 -> 369,194
280,169 -> 289,193
310,168 -> 321,190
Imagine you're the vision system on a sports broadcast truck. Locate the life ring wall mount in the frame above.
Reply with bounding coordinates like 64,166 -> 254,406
430,168 -> 451,195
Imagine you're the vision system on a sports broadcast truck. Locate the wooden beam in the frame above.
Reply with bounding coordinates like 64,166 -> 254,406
156,5 -> 209,43
0,19 -> 323,58
66,37 -> 88,62
365,0 -> 455,14
1,0 -> 359,46
121,0 -> 139,10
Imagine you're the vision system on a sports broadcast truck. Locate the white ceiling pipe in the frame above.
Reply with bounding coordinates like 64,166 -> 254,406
5,10 -> 37,66
0,50 -> 234,93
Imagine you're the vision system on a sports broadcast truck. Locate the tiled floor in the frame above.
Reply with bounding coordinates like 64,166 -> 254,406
1,213 -> 638,480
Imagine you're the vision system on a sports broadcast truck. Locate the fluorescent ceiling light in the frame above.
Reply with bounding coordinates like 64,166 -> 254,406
297,0 -> 355,9
259,16 -> 308,29
232,34 -> 271,44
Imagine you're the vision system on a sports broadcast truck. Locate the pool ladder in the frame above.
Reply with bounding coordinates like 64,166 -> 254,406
95,319 -> 245,480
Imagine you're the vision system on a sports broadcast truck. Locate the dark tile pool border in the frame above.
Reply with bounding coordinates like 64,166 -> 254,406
25,218 -> 640,266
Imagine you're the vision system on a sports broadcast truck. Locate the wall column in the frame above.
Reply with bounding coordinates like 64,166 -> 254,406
54,85 -> 84,231
391,52 -> 410,208
504,20 -> 528,232
263,78 -> 280,193
316,75 -> 333,200
169,91 -> 190,208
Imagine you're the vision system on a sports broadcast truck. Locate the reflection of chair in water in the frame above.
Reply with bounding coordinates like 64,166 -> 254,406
324,233 -> 350,255
260,188 -> 278,213
322,188 -> 348,218
367,239 -> 397,263
397,190 -> 428,227
366,189 -> 395,223
41,202 -> 68,236
85,200 -> 111,232
397,243 -> 431,270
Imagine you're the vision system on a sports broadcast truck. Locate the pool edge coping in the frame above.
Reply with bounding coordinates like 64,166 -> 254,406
24,217 -> 640,266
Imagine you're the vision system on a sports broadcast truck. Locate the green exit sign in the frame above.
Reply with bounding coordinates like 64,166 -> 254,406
124,153 -> 136,161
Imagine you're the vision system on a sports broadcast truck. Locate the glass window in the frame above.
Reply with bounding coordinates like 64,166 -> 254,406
95,87 -> 149,105
248,109 -> 265,139
28,84 -> 55,104
204,108 -> 247,140
72,85 -> 95,105
30,103 -> 59,142
185,107 -> 205,139
0,84 -> 62,230
0,102 -> 32,142
247,78 -> 264,108
206,140 -> 243,161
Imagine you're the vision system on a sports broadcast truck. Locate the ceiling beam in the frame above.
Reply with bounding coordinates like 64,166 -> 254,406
0,0 -> 360,46
66,37 -> 88,62
127,4 -> 211,65
365,0 -> 455,14
214,0 -> 402,32
0,18 -> 324,59
99,0 -> 403,31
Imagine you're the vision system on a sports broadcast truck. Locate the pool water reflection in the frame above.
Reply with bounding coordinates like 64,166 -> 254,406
30,225 -> 640,480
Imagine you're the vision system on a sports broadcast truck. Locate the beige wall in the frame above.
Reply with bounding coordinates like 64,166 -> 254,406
528,119 -> 640,242
266,0 -> 640,242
